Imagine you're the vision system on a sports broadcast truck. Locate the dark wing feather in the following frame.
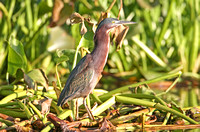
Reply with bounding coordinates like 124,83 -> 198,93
57,55 -> 94,106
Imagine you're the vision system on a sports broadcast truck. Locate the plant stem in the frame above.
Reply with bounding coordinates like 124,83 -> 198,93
100,71 -> 182,100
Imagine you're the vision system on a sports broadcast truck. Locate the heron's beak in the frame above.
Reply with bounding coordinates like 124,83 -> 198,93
115,20 -> 136,25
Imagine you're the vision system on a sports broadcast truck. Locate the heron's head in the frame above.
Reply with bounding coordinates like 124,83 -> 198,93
96,18 -> 136,33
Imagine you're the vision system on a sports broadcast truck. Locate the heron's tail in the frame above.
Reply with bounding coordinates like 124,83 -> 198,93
57,89 -> 69,106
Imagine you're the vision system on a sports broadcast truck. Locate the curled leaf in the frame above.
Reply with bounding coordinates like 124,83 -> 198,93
49,0 -> 74,27
32,119 -> 45,130
55,55 -> 69,64
70,12 -> 88,35
8,36 -> 27,76
81,22 -> 87,35
110,25 -> 129,50
40,98 -> 53,115
24,69 -> 49,90
0,113 -> 15,122
47,113 -> 69,131
24,73 -> 36,89
84,17 -> 95,26
70,12 -> 84,24
99,118 -> 115,131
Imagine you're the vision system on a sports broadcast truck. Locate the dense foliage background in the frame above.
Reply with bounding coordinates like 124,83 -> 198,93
0,0 -> 199,131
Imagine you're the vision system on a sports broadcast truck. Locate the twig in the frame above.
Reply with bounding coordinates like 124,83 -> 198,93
117,0 -> 123,19
106,0 -> 116,12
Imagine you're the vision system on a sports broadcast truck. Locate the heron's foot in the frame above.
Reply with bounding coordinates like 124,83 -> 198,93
75,116 -> 80,121
82,107 -> 95,121
83,97 -> 95,121
98,117 -> 116,131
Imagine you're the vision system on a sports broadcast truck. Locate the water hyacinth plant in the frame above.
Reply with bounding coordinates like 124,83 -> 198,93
0,0 -> 199,131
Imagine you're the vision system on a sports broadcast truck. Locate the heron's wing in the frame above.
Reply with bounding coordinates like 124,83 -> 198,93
68,66 -> 94,97
57,54 -> 94,106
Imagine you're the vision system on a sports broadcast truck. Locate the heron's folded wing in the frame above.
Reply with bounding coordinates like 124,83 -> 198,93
68,67 -> 94,97
57,54 -> 93,106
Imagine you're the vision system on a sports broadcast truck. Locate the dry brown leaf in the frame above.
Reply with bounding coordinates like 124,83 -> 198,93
51,0 -> 63,23
47,113 -> 69,131
0,113 -> 15,122
99,118 -> 116,131
70,12 -> 84,24
70,12 -> 88,35
110,108 -> 155,125
110,25 -> 129,50
39,98 -> 52,115
32,119 -> 45,130
3,120 -> 31,131
49,0 -> 74,27
145,115 -> 157,125
80,22 -> 87,35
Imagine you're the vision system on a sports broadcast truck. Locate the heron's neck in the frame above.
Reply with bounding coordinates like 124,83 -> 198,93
91,29 -> 110,72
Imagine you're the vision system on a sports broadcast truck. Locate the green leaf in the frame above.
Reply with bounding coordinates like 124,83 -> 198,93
24,73 -> 35,89
7,36 -> 27,76
56,49 -> 81,71
71,24 -> 81,46
171,103 -> 183,114
55,55 -> 69,64
25,69 -> 48,90
16,69 -> 24,79
81,23 -> 94,49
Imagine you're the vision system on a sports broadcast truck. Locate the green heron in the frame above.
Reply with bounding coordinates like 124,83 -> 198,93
57,18 -> 135,120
